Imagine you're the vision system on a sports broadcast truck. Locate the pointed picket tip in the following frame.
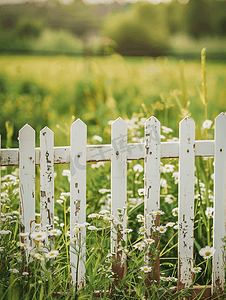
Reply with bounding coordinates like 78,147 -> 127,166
215,112 -> 226,124
71,118 -> 86,127
19,124 -> 35,140
112,117 -> 127,126
145,116 -> 160,124
179,116 -> 194,125
40,126 -> 54,136
19,124 -> 35,134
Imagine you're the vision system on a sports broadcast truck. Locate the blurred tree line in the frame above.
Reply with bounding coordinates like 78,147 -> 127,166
0,0 -> 226,56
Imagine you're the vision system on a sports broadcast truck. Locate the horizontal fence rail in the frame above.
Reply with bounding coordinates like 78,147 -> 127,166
0,140 -> 215,166
0,113 -> 226,299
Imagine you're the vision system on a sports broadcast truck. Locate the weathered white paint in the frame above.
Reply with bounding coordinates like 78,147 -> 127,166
178,117 -> 195,289
212,112 -> 226,293
111,118 -> 127,256
144,117 -> 161,235
0,140 -> 215,166
19,124 -> 36,247
70,119 -> 87,288
40,127 -> 54,229
2,113 -> 226,292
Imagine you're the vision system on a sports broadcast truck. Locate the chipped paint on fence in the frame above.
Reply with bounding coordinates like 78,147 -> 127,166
144,117 -> 160,236
40,127 -> 54,229
70,119 -> 87,287
178,117 -> 195,289
19,124 -> 35,250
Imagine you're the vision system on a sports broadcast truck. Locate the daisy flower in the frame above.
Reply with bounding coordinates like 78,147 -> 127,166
133,164 -> 143,173
45,250 -> 59,259
172,207 -> 178,217
138,227 -> 146,235
48,229 -> 62,236
124,228 -> 133,234
133,242 -> 145,249
191,267 -> 202,273
199,246 -> 214,259
144,238 -> 155,245
34,253 -> 45,261
88,226 -> 98,231
140,266 -> 152,273
156,226 -> 167,234
202,120 -> 213,130
30,231 -> 48,241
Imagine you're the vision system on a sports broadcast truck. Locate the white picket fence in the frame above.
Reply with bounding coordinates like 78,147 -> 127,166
0,113 -> 226,296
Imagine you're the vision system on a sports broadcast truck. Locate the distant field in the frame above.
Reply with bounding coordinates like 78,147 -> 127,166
0,54 -> 226,146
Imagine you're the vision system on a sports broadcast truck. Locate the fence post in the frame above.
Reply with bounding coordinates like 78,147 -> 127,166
212,112 -> 226,295
19,124 -> 36,249
40,127 -> 54,230
70,119 -> 87,289
111,117 -> 127,284
144,116 -> 161,286
177,117 -> 195,290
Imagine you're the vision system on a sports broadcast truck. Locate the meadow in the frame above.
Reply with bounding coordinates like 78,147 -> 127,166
0,53 -> 226,299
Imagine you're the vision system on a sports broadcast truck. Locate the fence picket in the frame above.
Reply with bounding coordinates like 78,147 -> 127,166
144,117 -> 161,233
40,127 -> 54,229
178,117 -> 195,289
70,119 -> 87,288
212,112 -> 226,293
111,117 -> 127,281
19,124 -> 36,247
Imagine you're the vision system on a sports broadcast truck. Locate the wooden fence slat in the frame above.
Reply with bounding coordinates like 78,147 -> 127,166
177,117 -> 195,289
212,112 -> 226,293
144,117 -> 161,233
70,119 -> 87,288
40,127 -> 54,229
111,117 -> 127,281
19,124 -> 36,247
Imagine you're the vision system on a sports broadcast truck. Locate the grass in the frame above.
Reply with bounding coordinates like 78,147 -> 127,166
0,53 -> 225,298
0,54 -> 225,146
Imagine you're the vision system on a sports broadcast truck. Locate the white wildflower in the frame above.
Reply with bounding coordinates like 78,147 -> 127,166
172,207 -> 178,217
144,238 -> 155,245
202,120 -> 213,130
45,250 -> 59,259
99,189 -> 110,194
30,231 -> 48,242
138,188 -> 144,196
138,227 -> 146,235
161,126 -> 173,134
133,242 -> 145,249
88,226 -> 98,230
48,229 -> 62,236
133,164 -> 143,173
156,226 -> 167,234
93,135 -> 103,142
140,266 -> 152,273
124,228 -> 133,234
34,253 -> 45,261
9,268 -> 19,274
199,246 -> 214,259
191,267 -> 202,273
205,207 -> 214,219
